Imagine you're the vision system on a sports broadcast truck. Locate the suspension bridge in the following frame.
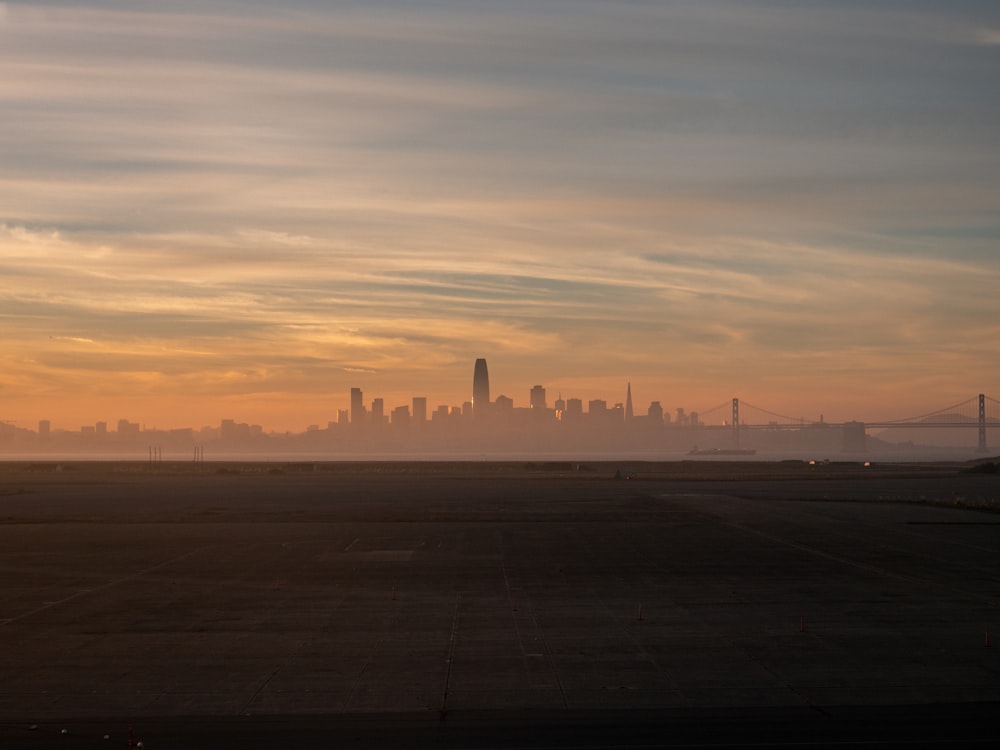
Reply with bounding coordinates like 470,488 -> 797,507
693,394 -> 1000,452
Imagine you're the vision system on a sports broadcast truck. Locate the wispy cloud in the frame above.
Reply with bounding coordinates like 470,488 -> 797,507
978,28 -> 1000,45
2,1 -> 999,427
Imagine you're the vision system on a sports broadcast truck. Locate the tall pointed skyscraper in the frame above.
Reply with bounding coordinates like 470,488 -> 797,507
473,358 -> 490,419
625,382 -> 634,422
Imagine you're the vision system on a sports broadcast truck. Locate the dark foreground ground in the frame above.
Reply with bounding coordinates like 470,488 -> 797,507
0,460 -> 998,747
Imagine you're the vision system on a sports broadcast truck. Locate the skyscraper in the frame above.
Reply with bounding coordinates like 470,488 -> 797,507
648,401 -> 664,424
625,382 -> 634,422
472,358 -> 490,418
412,396 -> 427,424
530,385 -> 547,410
350,387 -> 364,425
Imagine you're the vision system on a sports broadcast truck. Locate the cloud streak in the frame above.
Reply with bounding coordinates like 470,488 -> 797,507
2,1 -> 999,429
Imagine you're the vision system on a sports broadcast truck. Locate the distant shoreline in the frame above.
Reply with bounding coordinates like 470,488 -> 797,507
1,455 -> 997,480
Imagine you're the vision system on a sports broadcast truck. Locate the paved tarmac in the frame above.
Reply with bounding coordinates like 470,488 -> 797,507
0,462 -> 997,747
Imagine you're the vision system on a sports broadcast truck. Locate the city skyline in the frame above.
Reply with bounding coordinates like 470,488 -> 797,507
2,2 -> 999,431
6,355 -> 999,438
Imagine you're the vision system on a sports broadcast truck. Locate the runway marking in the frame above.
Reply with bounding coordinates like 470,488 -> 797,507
516,582 -> 569,709
719,516 -> 999,604
580,565 -> 674,690
609,520 -> 816,708
501,527 -> 571,708
500,539 -> 543,697
242,637 -> 307,715
344,580 -> 407,713
662,494 -> 999,603
440,594 -> 462,718
738,494 -> 1000,562
0,546 -> 211,627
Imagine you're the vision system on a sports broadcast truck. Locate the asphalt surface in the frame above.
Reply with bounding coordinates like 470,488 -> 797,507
0,462 -> 998,747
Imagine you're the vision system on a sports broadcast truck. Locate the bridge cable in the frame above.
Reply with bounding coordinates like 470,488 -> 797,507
739,401 -> 819,425
876,397 -> 978,426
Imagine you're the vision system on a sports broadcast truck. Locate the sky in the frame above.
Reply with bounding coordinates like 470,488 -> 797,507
1,0 -> 999,431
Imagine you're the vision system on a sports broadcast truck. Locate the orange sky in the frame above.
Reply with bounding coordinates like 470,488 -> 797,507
2,2 -> 999,432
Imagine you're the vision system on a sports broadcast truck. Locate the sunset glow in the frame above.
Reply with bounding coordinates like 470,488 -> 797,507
2,1 -> 999,432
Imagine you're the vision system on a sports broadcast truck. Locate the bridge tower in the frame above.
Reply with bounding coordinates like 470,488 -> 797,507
732,398 -> 740,449
979,393 -> 987,452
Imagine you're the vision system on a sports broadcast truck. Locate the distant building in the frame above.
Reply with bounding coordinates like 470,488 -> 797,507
117,419 -> 140,436
412,397 -> 427,424
565,398 -> 583,420
529,385 -> 546,410
625,383 -> 634,421
391,404 -> 410,426
473,358 -> 490,418
842,421 -> 867,452
96,421 -> 107,435
648,401 -> 664,424
220,419 -> 251,441
350,387 -> 365,425
494,394 -> 514,412
371,397 -> 384,423
337,409 -> 349,425
38,419 -> 50,437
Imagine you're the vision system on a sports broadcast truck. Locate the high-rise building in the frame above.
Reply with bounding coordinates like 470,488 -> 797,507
648,401 -> 664,424
473,358 -> 490,418
625,382 -> 634,421
529,385 -> 546,410
371,398 -> 384,423
350,387 -> 365,425
117,418 -> 140,436
565,398 -> 583,420
412,396 -> 427,424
